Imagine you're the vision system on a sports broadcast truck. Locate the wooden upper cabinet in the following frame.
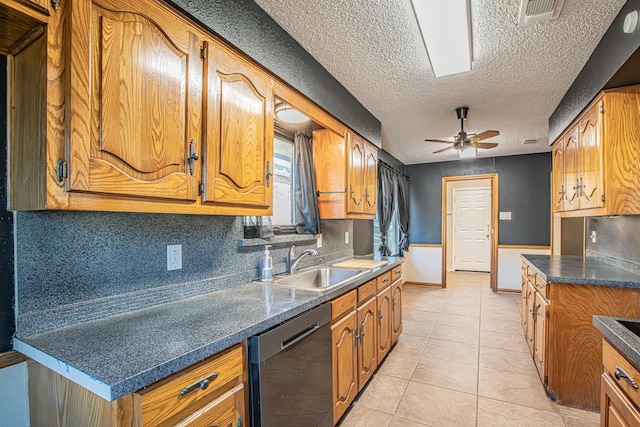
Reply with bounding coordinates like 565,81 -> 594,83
364,143 -> 378,215
552,85 -> 640,217
563,126 -> 579,210
68,0 -> 202,200
347,134 -> 365,214
551,141 -> 564,212
202,42 -> 274,213
578,103 -> 603,210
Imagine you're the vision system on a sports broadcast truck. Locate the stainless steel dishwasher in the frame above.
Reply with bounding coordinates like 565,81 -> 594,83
249,303 -> 333,427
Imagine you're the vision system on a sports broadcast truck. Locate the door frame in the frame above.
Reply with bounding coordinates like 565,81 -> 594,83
451,187 -> 492,273
441,174 -> 499,291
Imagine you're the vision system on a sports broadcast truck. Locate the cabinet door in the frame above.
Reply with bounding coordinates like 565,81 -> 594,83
563,126 -> 579,210
176,385 -> 245,427
69,0 -> 202,200
313,129 -> 347,218
363,142 -> 378,215
526,281 -> 536,356
376,286 -> 392,362
601,373 -> 640,427
551,142 -> 564,212
347,134 -> 364,214
534,293 -> 548,384
357,297 -> 377,392
578,102 -> 604,210
203,42 -> 274,211
521,273 -> 530,334
391,281 -> 402,344
332,310 -> 358,425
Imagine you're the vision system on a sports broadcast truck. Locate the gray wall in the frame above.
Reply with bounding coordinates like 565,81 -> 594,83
353,220 -> 373,255
406,153 -> 551,246
549,0 -> 640,142
167,0 -> 381,146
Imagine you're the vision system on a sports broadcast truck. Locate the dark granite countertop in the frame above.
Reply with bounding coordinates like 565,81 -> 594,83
14,256 -> 403,401
594,315 -> 640,369
521,255 -> 640,288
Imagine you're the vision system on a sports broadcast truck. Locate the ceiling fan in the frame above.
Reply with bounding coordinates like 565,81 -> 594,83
426,107 -> 500,154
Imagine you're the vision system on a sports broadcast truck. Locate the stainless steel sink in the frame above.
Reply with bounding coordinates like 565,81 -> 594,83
270,266 -> 366,292
618,320 -> 640,340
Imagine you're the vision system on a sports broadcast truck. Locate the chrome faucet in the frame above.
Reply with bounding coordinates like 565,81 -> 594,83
288,245 -> 318,274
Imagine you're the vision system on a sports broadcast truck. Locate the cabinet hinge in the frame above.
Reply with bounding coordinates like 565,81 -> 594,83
600,104 -> 605,114
198,181 -> 204,195
237,417 -> 243,427
56,159 -> 67,182
602,194 -> 606,203
200,44 -> 207,60
51,0 -> 59,10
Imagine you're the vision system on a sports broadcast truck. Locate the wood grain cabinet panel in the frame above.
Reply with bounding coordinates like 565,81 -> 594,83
552,85 -> 640,217
601,373 -> 640,427
202,42 -> 274,213
533,292 -> 548,385
331,310 -> 358,425
356,297 -> 377,392
363,143 -> 378,215
347,134 -> 365,214
68,0 -> 202,201
174,385 -> 245,427
391,280 -> 402,344
525,280 -> 536,356
376,286 -> 392,362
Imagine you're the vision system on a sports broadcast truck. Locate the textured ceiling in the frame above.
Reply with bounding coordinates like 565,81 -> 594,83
253,0 -> 626,164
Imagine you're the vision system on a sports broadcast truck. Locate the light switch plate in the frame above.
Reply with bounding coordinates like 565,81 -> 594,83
167,244 -> 182,270
344,231 -> 350,244
499,212 -> 512,220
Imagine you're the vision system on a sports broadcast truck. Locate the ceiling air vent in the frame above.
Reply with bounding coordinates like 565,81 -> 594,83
518,0 -> 565,27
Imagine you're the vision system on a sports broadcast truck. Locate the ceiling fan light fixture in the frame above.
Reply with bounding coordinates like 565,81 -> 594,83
275,104 -> 309,124
411,0 -> 472,77
458,147 -> 477,159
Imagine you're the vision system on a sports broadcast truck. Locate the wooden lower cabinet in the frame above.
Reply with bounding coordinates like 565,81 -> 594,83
522,258 -> 640,411
376,285 -> 392,363
357,297 -> 378,391
330,266 -> 403,425
28,343 -> 248,427
391,279 -> 402,344
331,310 -> 358,425
601,373 -> 640,427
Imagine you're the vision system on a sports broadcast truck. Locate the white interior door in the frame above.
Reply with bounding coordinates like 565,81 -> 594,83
453,188 -> 491,272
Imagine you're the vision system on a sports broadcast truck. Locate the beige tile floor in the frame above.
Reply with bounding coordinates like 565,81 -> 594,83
339,271 -> 601,427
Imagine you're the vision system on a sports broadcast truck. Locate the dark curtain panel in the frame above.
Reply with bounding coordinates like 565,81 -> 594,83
396,174 -> 410,255
377,164 -> 395,256
294,131 -> 321,234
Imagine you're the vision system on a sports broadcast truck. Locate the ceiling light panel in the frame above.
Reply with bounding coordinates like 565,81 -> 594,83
411,0 -> 472,77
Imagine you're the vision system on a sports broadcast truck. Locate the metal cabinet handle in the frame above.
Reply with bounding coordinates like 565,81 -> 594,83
266,161 -> 273,187
378,308 -> 383,325
359,325 -> 365,344
179,372 -> 219,396
381,278 -> 389,283
615,366 -> 639,389
188,140 -> 199,176
394,269 -> 401,275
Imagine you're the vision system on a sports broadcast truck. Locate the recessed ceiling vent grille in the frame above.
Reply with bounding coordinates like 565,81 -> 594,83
518,0 -> 565,27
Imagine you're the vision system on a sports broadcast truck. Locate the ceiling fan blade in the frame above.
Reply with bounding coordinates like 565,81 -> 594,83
472,142 -> 498,149
433,146 -> 456,154
470,130 -> 499,141
425,139 -> 454,143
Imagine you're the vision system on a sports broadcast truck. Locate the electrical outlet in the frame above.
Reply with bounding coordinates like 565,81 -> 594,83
344,231 -> 349,244
167,244 -> 182,271
317,234 -> 323,248
590,231 -> 597,243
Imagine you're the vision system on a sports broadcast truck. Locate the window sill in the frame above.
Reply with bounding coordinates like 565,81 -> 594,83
237,233 -> 320,247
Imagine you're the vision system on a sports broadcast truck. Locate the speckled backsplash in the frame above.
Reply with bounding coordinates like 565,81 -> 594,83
15,211 -> 353,335
586,216 -> 640,274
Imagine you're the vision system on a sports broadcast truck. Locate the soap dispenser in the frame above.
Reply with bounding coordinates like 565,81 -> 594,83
261,245 -> 273,281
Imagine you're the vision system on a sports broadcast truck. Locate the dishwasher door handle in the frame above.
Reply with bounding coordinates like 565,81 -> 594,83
281,322 -> 320,351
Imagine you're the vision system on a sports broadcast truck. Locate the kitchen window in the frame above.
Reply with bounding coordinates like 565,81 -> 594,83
374,207 -> 400,256
269,135 -> 296,230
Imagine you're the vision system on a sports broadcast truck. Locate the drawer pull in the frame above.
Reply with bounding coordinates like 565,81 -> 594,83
179,372 -> 220,396
535,282 -> 543,289
394,269 -> 401,275
381,278 -> 389,283
615,366 -> 639,389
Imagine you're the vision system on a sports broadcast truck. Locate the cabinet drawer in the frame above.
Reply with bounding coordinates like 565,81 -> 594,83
524,267 -> 535,285
138,343 -> 244,427
391,265 -> 402,283
534,275 -> 548,299
376,271 -> 392,291
175,384 -> 245,427
358,279 -> 377,305
603,339 -> 640,410
332,289 -> 357,321
521,262 -> 529,278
